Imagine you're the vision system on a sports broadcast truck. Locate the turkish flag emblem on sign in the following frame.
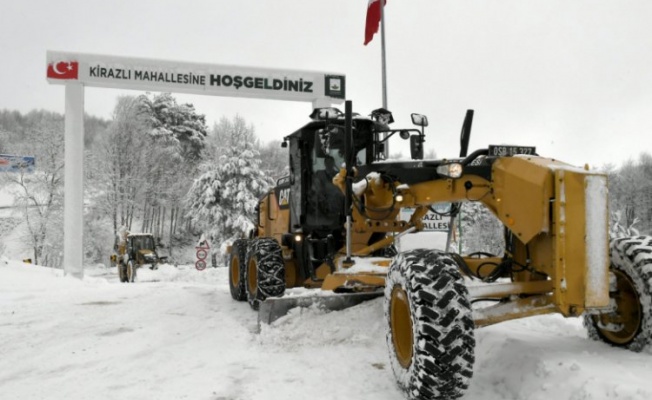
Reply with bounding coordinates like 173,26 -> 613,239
47,61 -> 79,80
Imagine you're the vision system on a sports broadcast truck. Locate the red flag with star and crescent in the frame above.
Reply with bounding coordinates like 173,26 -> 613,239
364,0 -> 387,45
47,61 -> 79,80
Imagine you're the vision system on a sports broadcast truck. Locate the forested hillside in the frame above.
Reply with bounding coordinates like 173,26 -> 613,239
0,94 -> 286,267
1,101 -> 650,267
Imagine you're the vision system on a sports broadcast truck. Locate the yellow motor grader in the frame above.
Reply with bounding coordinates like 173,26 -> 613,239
227,101 -> 651,400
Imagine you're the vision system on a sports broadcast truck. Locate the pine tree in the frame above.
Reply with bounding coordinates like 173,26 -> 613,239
137,93 -> 207,161
185,116 -> 273,254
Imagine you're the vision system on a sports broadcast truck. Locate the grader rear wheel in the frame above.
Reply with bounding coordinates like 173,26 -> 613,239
385,249 -> 475,400
245,238 -> 285,311
229,239 -> 248,301
584,236 -> 652,351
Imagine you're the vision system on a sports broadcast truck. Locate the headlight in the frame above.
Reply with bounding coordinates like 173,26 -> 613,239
436,163 -> 463,179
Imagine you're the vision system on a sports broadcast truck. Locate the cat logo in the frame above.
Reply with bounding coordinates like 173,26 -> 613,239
278,188 -> 290,209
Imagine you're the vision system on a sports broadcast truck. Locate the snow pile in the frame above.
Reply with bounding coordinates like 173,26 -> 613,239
136,263 -> 225,284
472,316 -> 652,400
259,298 -> 385,348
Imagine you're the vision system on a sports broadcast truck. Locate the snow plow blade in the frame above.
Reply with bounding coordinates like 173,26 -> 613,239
258,291 -> 383,325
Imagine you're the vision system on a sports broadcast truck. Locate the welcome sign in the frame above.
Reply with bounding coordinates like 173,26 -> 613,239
46,51 -> 346,103
46,50 -> 346,278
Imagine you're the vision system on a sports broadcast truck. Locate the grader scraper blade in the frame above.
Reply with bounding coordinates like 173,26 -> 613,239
258,291 -> 383,325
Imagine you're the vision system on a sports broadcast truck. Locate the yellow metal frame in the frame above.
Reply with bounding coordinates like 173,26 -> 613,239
250,155 -> 610,328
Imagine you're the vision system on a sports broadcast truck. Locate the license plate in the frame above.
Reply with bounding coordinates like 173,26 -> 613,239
488,145 -> 536,157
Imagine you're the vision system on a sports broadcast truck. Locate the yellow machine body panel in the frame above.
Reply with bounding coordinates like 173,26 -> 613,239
246,113 -> 609,326
551,168 -> 610,314
256,189 -> 291,246
330,156 -> 610,318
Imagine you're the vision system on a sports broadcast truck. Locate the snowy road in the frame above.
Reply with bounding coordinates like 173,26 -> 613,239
1,260 -> 651,400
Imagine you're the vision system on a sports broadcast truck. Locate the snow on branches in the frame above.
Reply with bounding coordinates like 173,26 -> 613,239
137,93 -> 208,161
185,116 -> 274,255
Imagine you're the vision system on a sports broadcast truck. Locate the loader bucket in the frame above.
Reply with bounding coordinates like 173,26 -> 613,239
258,291 -> 383,325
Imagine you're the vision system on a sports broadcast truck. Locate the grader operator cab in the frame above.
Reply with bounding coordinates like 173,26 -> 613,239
228,101 -> 652,400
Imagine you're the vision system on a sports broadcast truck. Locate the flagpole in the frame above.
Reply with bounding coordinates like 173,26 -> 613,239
380,0 -> 388,109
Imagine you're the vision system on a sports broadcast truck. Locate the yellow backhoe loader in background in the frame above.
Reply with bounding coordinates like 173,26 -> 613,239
110,231 -> 165,283
227,100 -> 652,400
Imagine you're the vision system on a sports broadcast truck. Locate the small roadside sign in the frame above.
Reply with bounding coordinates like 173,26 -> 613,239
0,154 -> 35,173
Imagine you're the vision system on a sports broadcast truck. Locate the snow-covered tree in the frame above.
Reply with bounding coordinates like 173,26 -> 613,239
85,94 -> 202,263
137,93 -> 208,161
609,210 -> 640,239
185,116 -> 273,254
1,115 -> 65,266
453,202 -> 504,256
607,153 -> 652,235
259,140 -> 289,181
89,96 -> 150,234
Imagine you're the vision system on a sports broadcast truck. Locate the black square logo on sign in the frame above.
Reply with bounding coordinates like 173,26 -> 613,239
325,75 -> 345,99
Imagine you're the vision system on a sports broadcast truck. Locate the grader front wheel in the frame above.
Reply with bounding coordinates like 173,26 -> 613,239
584,236 -> 652,351
385,249 -> 475,400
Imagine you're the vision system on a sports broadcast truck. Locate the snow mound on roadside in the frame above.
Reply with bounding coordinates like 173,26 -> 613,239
135,263 -> 226,285
467,315 -> 652,400
258,297 -> 385,349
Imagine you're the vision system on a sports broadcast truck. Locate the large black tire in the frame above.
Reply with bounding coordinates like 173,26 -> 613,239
229,239 -> 248,301
127,260 -> 137,283
584,236 -> 652,351
245,238 -> 286,310
385,249 -> 475,400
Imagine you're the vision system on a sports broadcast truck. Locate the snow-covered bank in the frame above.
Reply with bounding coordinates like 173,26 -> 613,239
1,261 -> 651,400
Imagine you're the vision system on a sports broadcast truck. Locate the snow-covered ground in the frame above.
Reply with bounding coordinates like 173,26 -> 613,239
1,257 -> 651,400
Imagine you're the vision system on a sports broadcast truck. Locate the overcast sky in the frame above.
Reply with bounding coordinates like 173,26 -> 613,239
2,0 -> 652,168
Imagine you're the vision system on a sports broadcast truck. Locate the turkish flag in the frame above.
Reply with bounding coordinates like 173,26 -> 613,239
47,61 -> 79,80
364,0 -> 387,45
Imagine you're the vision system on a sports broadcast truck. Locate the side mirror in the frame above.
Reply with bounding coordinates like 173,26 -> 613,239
411,113 -> 428,127
410,136 -> 424,160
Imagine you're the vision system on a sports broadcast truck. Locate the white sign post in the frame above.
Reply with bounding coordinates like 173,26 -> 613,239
47,51 -> 345,278
63,83 -> 85,278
